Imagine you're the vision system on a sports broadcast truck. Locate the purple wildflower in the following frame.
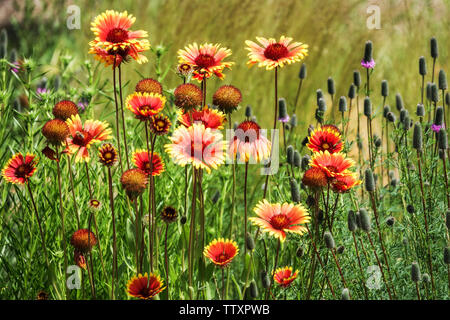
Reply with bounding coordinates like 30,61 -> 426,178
36,88 -> 49,96
77,101 -> 88,113
278,115 -> 290,123
431,124 -> 444,133
361,59 -> 376,69
10,61 -> 20,73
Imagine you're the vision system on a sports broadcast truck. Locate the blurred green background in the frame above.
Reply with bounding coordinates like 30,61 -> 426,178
3,0 -> 449,128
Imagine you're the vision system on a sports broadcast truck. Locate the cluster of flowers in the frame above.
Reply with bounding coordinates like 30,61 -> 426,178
303,125 -> 361,192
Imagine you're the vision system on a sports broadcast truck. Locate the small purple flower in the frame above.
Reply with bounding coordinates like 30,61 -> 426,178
278,114 -> 290,123
77,101 -> 88,113
361,59 -> 376,69
36,87 -> 49,96
10,61 -> 20,73
431,124 -> 444,133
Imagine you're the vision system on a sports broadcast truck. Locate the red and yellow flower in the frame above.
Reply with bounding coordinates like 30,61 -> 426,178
309,151 -> 355,179
228,120 -> 271,163
89,10 -> 150,66
126,273 -> 165,300
2,153 -> 38,184
65,114 -> 112,162
150,114 -> 171,135
249,199 -> 310,242
331,171 -> 362,193
177,43 -> 233,81
126,92 -> 166,121
307,127 -> 343,154
245,36 -> 308,70
132,150 -> 165,176
302,167 -> 328,189
273,266 -> 298,288
204,238 -> 239,268
177,107 -> 225,130
164,123 -> 226,173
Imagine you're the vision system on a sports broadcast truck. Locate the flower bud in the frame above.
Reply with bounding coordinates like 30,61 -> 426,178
293,150 -> 301,167
180,216 -> 187,225
364,97 -> 372,118
318,97 -> 327,112
395,93 -> 404,111
337,245 -> 345,254
299,63 -> 307,79
290,114 -> 297,128
430,37 -> 438,59
444,247 -> 450,264
339,96 -> 347,112
246,232 -> 255,251
353,71 -> 361,88
359,208 -> 371,232
327,77 -> 335,95
363,40 -> 373,62
439,69 -> 447,90
374,136 -> 382,148
416,104 -> 425,117
261,270 -> 271,289
445,210 -> 450,229
301,155 -> 311,171
406,204 -> 415,214
278,98 -> 288,119
387,112 -> 396,123
386,216 -> 395,226
438,128 -> 448,150
324,231 -> 335,249
431,83 -> 439,102
381,80 -> 389,97
419,56 -> 427,76
383,105 -> 391,118
434,106 -> 444,126
249,280 -> 258,298
316,89 -> 324,105
348,84 -> 356,100
286,145 -> 294,164
411,262 -> 421,282
289,178 -> 301,203
348,210 -> 357,232
211,190 -> 221,204
426,82 -> 432,101
365,168 -> 375,192
412,122 -> 423,150
341,288 -> 350,300
245,105 -> 252,118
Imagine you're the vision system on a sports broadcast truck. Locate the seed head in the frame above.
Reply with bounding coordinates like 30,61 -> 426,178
381,80 -> 389,97
411,262 -> 421,282
419,56 -> 427,76
327,77 -> 335,95
339,96 -> 347,112
324,231 -> 335,249
299,63 -> 307,79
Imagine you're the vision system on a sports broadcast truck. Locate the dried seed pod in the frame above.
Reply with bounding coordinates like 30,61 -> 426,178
439,70 -> 447,90
327,77 -> 335,95
289,178 -> 301,203
299,63 -> 307,79
395,93 -> 404,111
434,106 -> 444,126
364,97 -> 372,118
430,37 -> 438,59
365,168 -> 375,192
348,84 -> 356,99
383,105 -> 391,118
353,71 -> 361,88
431,83 -> 439,103
416,104 -> 425,117
278,98 -> 288,119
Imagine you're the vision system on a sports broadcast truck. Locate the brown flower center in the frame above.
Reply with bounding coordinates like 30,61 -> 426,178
194,54 -> 216,68
270,214 -> 291,230
106,28 -> 129,43
264,43 -> 289,61
15,164 -> 31,178
322,143 -> 330,149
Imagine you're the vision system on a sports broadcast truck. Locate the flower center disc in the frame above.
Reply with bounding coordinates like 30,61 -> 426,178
235,121 -> 260,143
15,164 -> 29,178
264,43 -> 289,61
106,28 -> 129,43
270,214 -> 290,230
194,54 -> 216,68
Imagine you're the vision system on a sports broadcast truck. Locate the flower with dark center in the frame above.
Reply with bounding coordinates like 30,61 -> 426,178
52,100 -> 78,120
120,168 -> 148,201
165,123 -> 226,173
310,151 -> 356,179
36,291 -> 49,300
212,85 -> 242,114
135,78 -> 163,95
126,92 -> 166,121
65,114 -> 112,162
88,199 -> 102,211
177,43 -> 233,81
177,63 -> 193,78
89,10 -> 150,66
98,143 -> 118,167
174,83 -> 203,110
132,150 -> 165,176
42,146 -> 58,162
74,249 -> 87,270
161,206 -> 178,224
245,36 -> 308,70
126,273 -> 165,299
331,172 -> 362,193
229,120 -> 271,163
150,114 -> 171,135
203,238 -> 239,268
249,199 -> 310,242
2,153 -> 38,184
177,107 -> 225,130
70,229 -> 97,253
307,127 -> 343,154
273,266 -> 298,288
42,119 -> 70,145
